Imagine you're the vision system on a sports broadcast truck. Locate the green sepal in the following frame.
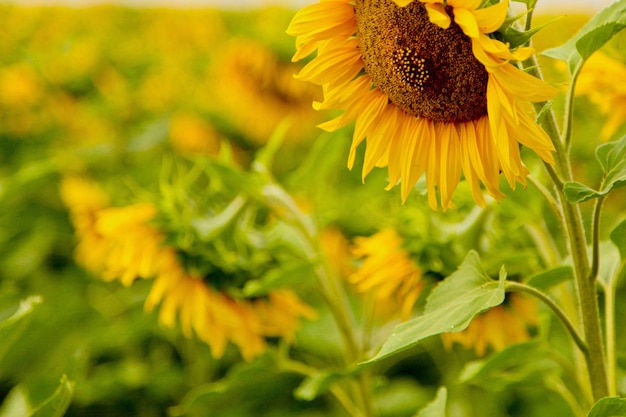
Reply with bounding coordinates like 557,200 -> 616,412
501,18 -> 553,49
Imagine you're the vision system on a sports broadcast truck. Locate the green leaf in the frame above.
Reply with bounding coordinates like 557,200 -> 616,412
30,376 -> 74,417
0,296 -> 43,363
610,219 -> 626,260
562,136 -> 626,203
543,0 -> 626,74
294,372 -> 342,401
588,397 -> 626,417
525,266 -> 573,291
563,181 -> 601,203
597,241 -> 622,289
0,375 -> 73,417
364,251 -> 505,363
413,387 -> 447,417
597,135 -> 626,195
243,262 -> 316,297
458,341 -> 558,391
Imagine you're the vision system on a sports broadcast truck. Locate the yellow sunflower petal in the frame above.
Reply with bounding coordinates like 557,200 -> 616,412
474,0 -> 508,33
453,7 -> 480,39
425,3 -> 451,29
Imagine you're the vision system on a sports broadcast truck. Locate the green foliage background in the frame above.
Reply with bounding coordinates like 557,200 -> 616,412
0,3 -> 625,417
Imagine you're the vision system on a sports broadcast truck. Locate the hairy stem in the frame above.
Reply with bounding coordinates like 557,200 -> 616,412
522,55 -> 609,401
505,281 -> 588,354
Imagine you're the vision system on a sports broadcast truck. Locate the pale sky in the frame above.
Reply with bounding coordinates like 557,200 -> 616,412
5,0 -> 618,12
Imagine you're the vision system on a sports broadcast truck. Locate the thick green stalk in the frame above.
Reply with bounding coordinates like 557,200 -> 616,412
522,56 -> 609,401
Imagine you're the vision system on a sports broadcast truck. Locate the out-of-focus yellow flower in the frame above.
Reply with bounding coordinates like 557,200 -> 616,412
320,227 -> 356,279
441,293 -> 538,356
350,228 -> 424,321
211,40 -> 322,145
60,176 -> 110,273
95,203 -> 164,287
253,290 -> 318,342
62,176 -> 315,360
169,112 -> 221,156
144,251 -> 267,360
0,63 -> 42,108
41,37 -> 101,85
576,52 -> 626,140
144,252 -> 316,360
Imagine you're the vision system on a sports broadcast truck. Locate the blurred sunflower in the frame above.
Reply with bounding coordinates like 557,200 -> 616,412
441,293 -> 538,356
60,176 -> 110,273
350,228 -> 424,321
61,176 -> 316,360
287,0 -> 557,210
576,52 -> 626,141
211,40 -> 322,145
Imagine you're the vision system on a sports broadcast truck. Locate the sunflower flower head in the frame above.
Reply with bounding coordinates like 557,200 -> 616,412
350,228 -> 424,321
288,0 -> 557,210
62,176 -> 316,361
441,293 -> 539,356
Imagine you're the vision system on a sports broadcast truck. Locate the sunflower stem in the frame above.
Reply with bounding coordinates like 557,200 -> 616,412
505,282 -> 588,355
603,261 -> 624,397
562,64 -> 582,151
264,178 -> 375,417
521,54 -> 610,402
589,196 -> 605,283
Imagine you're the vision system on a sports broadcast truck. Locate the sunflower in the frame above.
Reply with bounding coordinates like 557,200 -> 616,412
60,176 -> 110,273
350,228 -> 424,321
61,176 -> 316,360
576,52 -> 626,141
287,0 -> 557,210
211,40 -> 322,146
441,293 -> 538,356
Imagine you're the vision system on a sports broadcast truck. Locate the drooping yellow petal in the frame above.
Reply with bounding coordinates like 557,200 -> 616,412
473,0 -> 508,33
454,7 -> 480,39
425,3 -> 451,29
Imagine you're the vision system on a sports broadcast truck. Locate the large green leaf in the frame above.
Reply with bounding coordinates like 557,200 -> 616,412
543,0 -> 626,74
458,341 -> 559,391
0,296 -> 42,363
588,397 -> 626,417
0,375 -> 73,417
413,387 -> 447,417
364,251 -> 505,363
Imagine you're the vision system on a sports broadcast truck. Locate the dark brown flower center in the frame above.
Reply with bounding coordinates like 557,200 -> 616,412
354,0 -> 489,123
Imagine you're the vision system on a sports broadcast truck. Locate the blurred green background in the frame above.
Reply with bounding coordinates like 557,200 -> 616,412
0,3 -> 624,417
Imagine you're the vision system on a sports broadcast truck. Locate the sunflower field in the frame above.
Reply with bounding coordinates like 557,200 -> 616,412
1,1 -> 626,416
